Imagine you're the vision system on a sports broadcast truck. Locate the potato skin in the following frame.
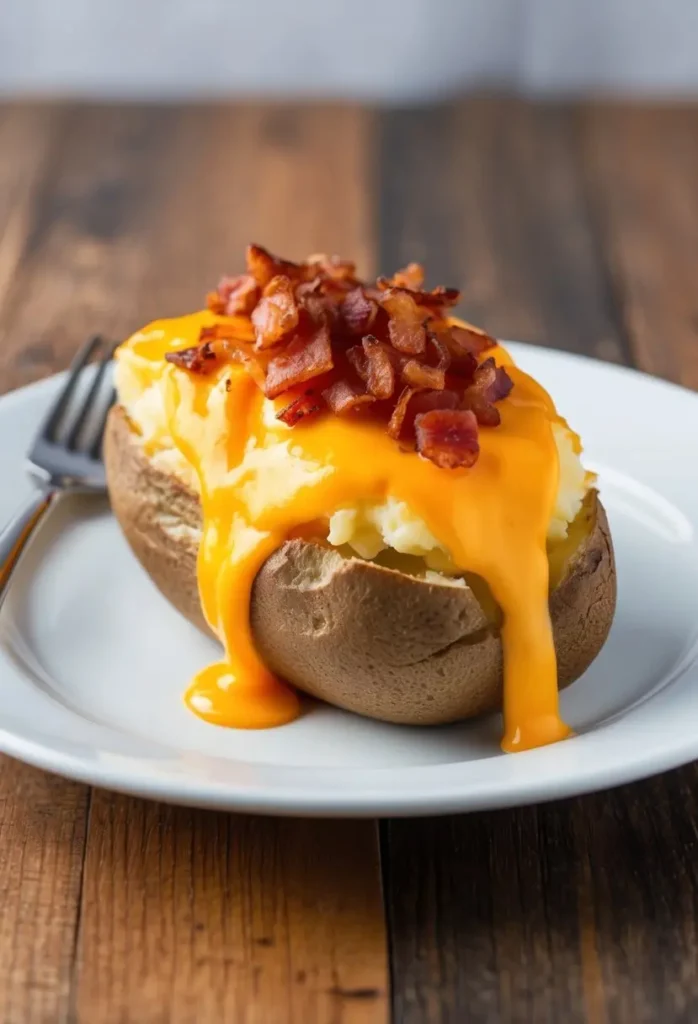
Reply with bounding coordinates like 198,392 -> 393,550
105,404 -> 616,725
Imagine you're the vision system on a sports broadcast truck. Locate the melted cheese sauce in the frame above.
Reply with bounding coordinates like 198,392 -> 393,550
118,310 -> 574,752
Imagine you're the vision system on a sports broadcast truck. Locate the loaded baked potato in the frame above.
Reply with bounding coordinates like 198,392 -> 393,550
105,245 -> 616,751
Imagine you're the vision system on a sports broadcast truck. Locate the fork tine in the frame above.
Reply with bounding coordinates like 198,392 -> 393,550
88,385 -> 116,459
42,335 -> 103,441
64,340 -> 118,451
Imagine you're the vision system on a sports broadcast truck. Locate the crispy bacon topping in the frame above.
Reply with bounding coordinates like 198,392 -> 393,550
246,243 -> 302,288
207,274 -> 259,316
346,343 -> 368,381
402,359 -> 446,391
170,246 -> 515,468
380,289 -> 427,355
363,335 -> 396,399
387,385 -> 417,440
415,409 -> 480,469
384,262 -> 424,290
410,389 -> 460,416
165,341 -> 220,373
277,390 -> 322,426
377,268 -> 460,310
387,386 -> 461,441
462,358 -> 515,427
450,324 -> 496,356
341,287 -> 378,335
252,275 -> 299,349
265,323 -> 333,399
322,379 -> 376,414
308,254 -> 357,281
427,332 -> 451,372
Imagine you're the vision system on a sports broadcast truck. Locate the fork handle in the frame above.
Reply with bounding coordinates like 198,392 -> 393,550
0,488 -> 56,612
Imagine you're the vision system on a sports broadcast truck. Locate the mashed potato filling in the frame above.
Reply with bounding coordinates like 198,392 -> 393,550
115,348 -> 591,577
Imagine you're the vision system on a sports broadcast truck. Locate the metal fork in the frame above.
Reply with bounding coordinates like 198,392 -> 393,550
0,335 -> 116,611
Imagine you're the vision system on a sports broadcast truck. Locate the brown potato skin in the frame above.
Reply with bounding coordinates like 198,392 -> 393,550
105,404 -> 617,725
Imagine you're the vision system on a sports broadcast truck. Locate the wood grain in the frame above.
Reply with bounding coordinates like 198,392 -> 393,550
75,798 -> 387,1024
379,98 -> 630,362
0,105 -> 64,328
0,102 -> 387,1024
582,104 -> 698,387
379,97 -> 698,1024
0,104 -> 92,1024
0,759 -> 88,1024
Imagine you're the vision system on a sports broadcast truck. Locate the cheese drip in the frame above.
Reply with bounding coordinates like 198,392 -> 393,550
120,311 -> 572,752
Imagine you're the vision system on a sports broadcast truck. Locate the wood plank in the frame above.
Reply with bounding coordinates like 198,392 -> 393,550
379,98 -> 630,362
385,768 -> 698,1024
0,105 -> 65,327
0,104 -> 92,1024
581,104 -> 698,387
0,759 -> 88,1024
0,105 -> 176,1018
0,104 -> 183,390
15,102 -> 392,1023
76,798 -> 387,1024
379,97 -> 698,1024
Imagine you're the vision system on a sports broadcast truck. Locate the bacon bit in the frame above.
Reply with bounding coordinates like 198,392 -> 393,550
277,390 -> 322,426
402,359 -> 446,391
483,358 -> 514,402
302,294 -> 332,326
434,324 -> 478,380
377,274 -> 459,310
447,351 -> 478,383
246,244 -> 303,288
296,277 -> 323,297
308,254 -> 357,281
165,341 -> 220,374
381,289 -> 427,354
381,262 -> 425,290
264,323 -> 333,398
346,344 -> 368,381
352,338 -> 406,372
427,332 -> 451,372
409,389 -> 460,416
462,358 -> 514,427
389,387 -> 461,443
341,287 -> 378,335
208,274 -> 259,316
295,279 -> 333,326
415,409 -> 480,469
363,335 -> 395,399
410,285 -> 461,309
387,385 -> 417,439
192,327 -> 266,390
252,275 -> 299,349
205,291 -> 225,314
450,324 -> 497,357
322,379 -> 376,415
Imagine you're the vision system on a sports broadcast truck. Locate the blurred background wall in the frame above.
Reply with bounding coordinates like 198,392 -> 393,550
1,0 -> 697,101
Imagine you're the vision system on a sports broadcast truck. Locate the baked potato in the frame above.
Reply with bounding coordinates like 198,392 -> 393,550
104,404 -> 616,726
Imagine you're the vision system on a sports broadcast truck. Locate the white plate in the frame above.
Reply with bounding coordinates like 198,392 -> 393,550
0,343 -> 697,817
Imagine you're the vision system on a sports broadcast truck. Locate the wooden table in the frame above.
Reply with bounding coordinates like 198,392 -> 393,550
0,99 -> 697,1024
